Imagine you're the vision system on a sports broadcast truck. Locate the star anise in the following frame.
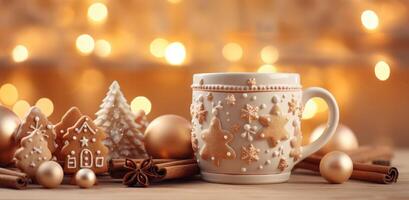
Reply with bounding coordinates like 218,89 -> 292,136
122,158 -> 163,187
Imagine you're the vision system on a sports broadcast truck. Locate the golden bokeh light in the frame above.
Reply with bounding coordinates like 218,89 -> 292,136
302,99 -> 318,120
0,83 -> 19,106
131,96 -> 152,115
76,34 -> 95,55
150,38 -> 169,58
168,0 -> 182,4
257,64 -> 277,73
312,97 -> 328,113
35,98 -> 54,117
12,45 -> 29,63
95,39 -> 112,57
222,42 -> 243,62
12,100 -> 30,119
164,42 -> 186,66
361,10 -> 379,30
260,46 -> 279,64
374,60 -> 390,81
88,2 -> 108,24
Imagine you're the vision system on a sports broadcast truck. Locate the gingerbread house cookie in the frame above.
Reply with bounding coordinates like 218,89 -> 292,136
60,115 -> 109,174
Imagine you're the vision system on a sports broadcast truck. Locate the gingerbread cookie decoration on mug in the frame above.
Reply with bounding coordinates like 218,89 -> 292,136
199,117 -> 236,167
15,107 -> 58,153
60,115 -> 109,174
257,96 -> 289,147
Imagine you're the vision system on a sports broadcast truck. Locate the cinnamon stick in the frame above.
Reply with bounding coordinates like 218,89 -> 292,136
352,163 -> 398,184
346,146 -> 393,163
304,146 -> 393,165
372,160 -> 391,166
295,152 -> 399,184
109,158 -> 199,181
0,168 -> 28,178
156,159 -> 197,168
119,158 -> 199,187
110,158 -> 176,166
156,160 -> 199,180
0,168 -> 30,189
295,161 -> 319,172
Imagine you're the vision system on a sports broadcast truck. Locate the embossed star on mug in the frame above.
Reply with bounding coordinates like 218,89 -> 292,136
200,117 -> 236,167
258,104 -> 289,147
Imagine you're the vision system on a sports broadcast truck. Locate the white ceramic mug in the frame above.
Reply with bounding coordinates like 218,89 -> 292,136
190,72 -> 339,184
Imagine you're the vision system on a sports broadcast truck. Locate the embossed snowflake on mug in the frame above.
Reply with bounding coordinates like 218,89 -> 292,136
240,104 -> 259,123
225,94 -> 236,105
241,144 -> 260,165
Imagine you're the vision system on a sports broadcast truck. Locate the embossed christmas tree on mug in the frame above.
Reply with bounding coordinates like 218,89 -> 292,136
191,73 -> 339,184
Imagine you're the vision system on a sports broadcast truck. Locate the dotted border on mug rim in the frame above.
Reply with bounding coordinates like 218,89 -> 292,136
191,84 -> 302,93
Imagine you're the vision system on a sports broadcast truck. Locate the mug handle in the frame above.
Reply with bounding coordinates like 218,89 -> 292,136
296,87 -> 340,164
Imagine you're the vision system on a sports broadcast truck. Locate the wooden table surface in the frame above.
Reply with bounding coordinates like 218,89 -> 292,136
1,150 -> 408,200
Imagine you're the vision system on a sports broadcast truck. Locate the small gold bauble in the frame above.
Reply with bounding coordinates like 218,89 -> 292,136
319,151 -> 353,184
75,168 -> 96,188
310,124 -> 359,155
144,115 -> 193,159
36,161 -> 64,188
0,106 -> 20,150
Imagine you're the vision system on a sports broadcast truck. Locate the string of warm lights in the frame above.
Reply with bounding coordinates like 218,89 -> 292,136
3,2 -> 392,120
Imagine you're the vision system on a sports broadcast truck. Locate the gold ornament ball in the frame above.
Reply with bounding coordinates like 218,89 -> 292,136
144,115 -> 193,159
36,161 -> 64,188
0,145 -> 17,165
310,124 -> 359,155
75,168 -> 96,188
0,106 -> 20,150
319,151 -> 353,184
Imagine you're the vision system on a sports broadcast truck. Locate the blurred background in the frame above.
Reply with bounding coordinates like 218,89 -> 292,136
0,0 -> 408,147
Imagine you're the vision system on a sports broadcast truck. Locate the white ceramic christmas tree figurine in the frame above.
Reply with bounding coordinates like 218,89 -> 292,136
94,81 -> 148,159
